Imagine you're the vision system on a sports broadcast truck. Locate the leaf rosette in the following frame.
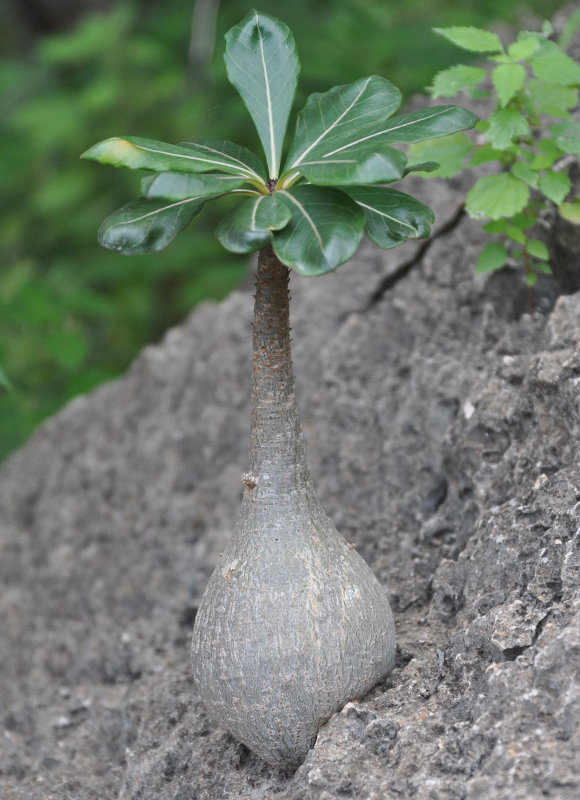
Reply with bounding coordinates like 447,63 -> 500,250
83,9 -> 477,275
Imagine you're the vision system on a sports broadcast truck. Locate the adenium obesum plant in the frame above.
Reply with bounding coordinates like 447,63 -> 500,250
83,10 -> 476,769
408,19 -> 580,309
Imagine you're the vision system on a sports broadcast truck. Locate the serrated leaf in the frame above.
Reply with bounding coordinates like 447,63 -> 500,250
482,219 -> 510,234
430,65 -> 486,98
526,80 -> 578,118
530,49 -> 580,86
486,108 -> 529,149
526,239 -> 549,260
407,133 -> 473,178
298,142 -> 406,186
508,38 -> 539,61
215,194 -> 291,253
146,172 -> 247,200
98,197 -> 204,254
549,121 -> 580,157
82,136 -> 266,181
506,225 -> 526,244
511,161 -> 538,188
224,11 -> 299,177
466,173 -> 530,219
559,199 -> 580,223
492,63 -> 526,106
539,171 -> 571,205
469,144 -> 504,166
475,242 -> 507,273
344,185 -> 434,249
434,26 -> 503,53
273,185 -> 364,275
510,211 -> 538,229
284,76 -> 402,174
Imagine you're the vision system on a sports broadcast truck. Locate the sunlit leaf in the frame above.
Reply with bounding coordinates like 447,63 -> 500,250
559,199 -> 580,223
510,161 -> 538,188
526,239 -> 549,260
526,80 -> 577,118
539,171 -> 571,205
485,108 -> 529,149
430,65 -> 486,97
145,172 -> 246,200
82,136 -> 266,180
284,76 -> 402,173
507,38 -> 539,61
466,173 -> 529,219
216,195 -> 291,253
274,185 -> 364,275
345,185 -> 434,249
433,26 -> 503,53
224,11 -> 299,177
475,242 -> 507,273
530,49 -> 580,86
98,197 -> 205,254
492,63 -> 526,106
549,121 -> 580,157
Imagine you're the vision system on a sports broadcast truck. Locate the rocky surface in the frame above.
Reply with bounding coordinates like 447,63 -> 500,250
1,100 -> 580,800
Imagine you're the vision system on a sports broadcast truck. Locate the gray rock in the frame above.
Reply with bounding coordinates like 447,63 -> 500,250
1,146 -> 580,800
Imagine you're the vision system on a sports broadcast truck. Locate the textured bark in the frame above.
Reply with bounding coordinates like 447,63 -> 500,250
191,246 -> 396,769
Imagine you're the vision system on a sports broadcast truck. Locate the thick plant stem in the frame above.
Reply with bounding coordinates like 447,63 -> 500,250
248,245 -> 310,493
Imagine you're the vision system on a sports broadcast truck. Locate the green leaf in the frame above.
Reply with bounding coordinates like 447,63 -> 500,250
535,262 -> 552,275
526,239 -> 549,260
330,106 -> 478,153
506,225 -> 526,245
507,38 -> 539,61
510,211 -> 538,229
538,171 -> 571,205
433,26 -> 503,53
430,65 -> 486,98
344,185 -> 434,249
475,242 -> 507,273
273,185 -> 364,275
558,8 -> 580,51
466,173 -> 530,219
526,271 -> 538,287
549,122 -> 580,157
298,142 -> 406,186
215,195 -> 291,253
492,63 -> 526,106
486,108 -> 529,149
530,49 -> 580,86
82,136 -> 266,180
284,76 -> 402,174
224,11 -> 299,177
469,144 -> 504,166
145,172 -> 247,200
510,161 -> 538,188
98,197 -> 204,254
482,219 -> 510,234
407,133 -> 473,178
526,80 -> 578,118
559,199 -> 580,223
403,161 -> 440,176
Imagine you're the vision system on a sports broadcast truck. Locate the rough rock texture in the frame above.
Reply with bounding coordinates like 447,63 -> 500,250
1,138 -> 580,800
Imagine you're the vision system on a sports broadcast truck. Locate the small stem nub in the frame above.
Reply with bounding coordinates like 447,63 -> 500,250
266,178 -> 278,194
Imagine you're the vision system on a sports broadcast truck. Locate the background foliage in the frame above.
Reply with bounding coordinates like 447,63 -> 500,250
0,0 -> 570,459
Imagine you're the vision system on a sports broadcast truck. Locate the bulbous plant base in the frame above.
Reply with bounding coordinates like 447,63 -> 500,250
192,247 -> 395,769
192,486 -> 396,769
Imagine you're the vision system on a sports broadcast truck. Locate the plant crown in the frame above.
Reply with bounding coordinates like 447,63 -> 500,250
408,15 -> 580,288
82,9 -> 477,276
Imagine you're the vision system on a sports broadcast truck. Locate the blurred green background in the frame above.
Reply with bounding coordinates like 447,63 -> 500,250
0,0 -> 571,460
